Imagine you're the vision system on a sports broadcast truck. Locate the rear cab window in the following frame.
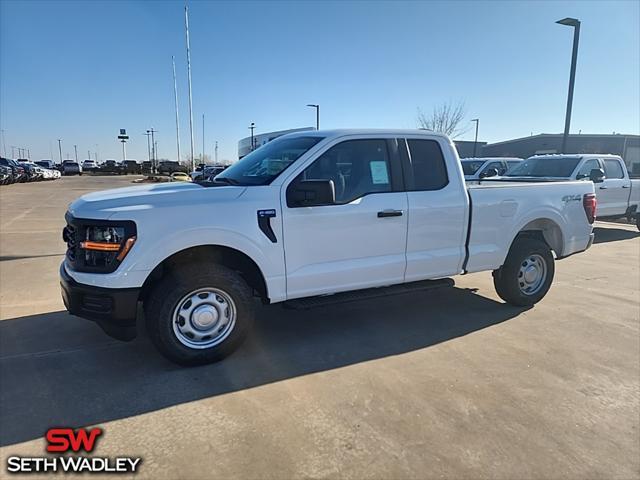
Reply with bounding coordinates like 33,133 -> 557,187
404,139 -> 449,190
603,159 -> 625,179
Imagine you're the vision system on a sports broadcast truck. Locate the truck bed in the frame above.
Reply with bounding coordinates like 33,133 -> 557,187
464,180 -> 594,273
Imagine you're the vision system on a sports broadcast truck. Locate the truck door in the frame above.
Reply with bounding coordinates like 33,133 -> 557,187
281,137 -> 408,299
598,158 -> 631,217
400,137 -> 467,280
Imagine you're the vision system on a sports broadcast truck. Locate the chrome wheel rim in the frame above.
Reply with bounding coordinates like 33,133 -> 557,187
172,288 -> 236,349
517,254 -> 547,295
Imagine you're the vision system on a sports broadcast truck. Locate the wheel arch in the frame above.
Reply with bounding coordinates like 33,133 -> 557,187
139,245 -> 270,304
511,217 -> 564,257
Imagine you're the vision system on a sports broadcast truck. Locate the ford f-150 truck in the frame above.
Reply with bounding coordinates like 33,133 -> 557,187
60,129 -> 596,365
504,154 -> 640,229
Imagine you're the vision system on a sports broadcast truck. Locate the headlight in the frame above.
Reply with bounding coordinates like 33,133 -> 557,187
63,217 -> 137,273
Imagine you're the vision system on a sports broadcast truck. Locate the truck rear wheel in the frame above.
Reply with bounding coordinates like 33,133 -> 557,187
492,237 -> 554,306
144,263 -> 255,365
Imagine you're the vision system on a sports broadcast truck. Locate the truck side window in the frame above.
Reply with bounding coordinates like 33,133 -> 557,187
295,139 -> 392,204
576,159 -> 600,179
603,159 -> 625,179
406,139 -> 448,190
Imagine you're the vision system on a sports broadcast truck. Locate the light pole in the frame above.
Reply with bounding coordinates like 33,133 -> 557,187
249,122 -> 256,151
0,129 -> 6,157
307,104 -> 320,130
57,139 -> 63,165
215,141 -> 218,164
556,17 -> 580,154
144,131 -> 152,164
185,6 -> 196,172
202,113 -> 205,163
74,144 -> 78,163
172,55 -> 181,164
471,118 -> 480,158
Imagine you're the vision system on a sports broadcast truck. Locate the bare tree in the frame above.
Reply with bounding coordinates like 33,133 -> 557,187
417,100 -> 468,138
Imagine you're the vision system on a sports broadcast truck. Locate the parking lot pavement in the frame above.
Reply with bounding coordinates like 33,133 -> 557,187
0,176 -> 638,479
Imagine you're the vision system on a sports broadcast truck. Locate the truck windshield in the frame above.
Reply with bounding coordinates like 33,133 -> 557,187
504,157 -> 581,178
461,160 -> 485,175
215,136 -> 323,186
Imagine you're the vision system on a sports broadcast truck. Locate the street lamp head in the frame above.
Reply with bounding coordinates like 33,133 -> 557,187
556,17 -> 580,27
471,118 -> 479,122
307,104 -> 318,108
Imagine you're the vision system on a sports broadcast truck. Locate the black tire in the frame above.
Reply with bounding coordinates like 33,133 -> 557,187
636,214 -> 640,232
492,236 -> 555,306
144,263 -> 255,366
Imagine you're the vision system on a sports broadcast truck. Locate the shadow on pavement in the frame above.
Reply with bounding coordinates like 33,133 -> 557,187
0,286 -> 527,447
0,254 -> 65,262
593,227 -> 639,244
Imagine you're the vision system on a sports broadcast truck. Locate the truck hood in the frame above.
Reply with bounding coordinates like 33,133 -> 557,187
68,182 -> 246,220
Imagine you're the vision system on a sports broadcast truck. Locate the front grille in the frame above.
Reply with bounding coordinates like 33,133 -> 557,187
63,223 -> 77,262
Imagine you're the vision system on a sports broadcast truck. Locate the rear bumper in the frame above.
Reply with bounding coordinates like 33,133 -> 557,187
60,263 -> 139,341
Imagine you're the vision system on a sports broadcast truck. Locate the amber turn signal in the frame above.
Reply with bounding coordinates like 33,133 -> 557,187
116,236 -> 137,261
80,241 -> 121,252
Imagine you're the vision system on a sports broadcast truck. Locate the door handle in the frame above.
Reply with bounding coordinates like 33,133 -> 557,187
622,185 -> 630,188
599,186 -> 608,190
377,209 -> 403,218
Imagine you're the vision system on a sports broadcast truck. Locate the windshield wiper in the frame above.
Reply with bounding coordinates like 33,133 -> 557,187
214,177 -> 241,186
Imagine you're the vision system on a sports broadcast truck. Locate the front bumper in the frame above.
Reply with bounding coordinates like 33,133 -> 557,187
60,263 -> 139,341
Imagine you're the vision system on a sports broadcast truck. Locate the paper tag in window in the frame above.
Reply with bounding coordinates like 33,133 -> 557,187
370,161 -> 389,184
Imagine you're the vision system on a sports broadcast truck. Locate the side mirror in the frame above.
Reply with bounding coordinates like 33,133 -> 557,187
480,167 -> 499,179
287,179 -> 336,207
589,168 -> 605,183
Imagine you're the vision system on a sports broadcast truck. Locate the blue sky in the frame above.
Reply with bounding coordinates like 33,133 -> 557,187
1,0 -> 638,163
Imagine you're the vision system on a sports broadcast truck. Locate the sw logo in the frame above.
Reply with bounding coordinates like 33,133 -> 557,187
46,427 -> 103,453
6,427 -> 142,474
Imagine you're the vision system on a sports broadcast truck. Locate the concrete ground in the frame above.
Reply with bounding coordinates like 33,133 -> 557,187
0,175 -> 638,479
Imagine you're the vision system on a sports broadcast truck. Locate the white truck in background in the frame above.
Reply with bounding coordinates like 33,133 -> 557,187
60,129 -> 596,365
504,154 -> 640,229
461,157 -> 523,180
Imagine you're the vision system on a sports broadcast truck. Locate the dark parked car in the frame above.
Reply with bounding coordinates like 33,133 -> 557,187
158,161 -> 188,175
18,160 -> 45,181
0,165 -> 13,185
62,160 -> 82,176
123,160 -> 141,174
141,161 -> 153,174
100,160 -> 124,175
0,158 -> 26,182
36,160 -> 56,170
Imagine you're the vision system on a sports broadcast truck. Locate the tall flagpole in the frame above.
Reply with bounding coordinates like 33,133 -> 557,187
172,55 -> 181,163
185,5 -> 195,172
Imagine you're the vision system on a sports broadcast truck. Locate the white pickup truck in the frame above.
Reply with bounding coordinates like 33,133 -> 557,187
60,129 -> 596,365
504,154 -> 640,229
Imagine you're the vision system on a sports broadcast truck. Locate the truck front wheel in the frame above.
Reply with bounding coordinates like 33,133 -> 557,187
144,264 -> 255,365
492,237 -> 555,306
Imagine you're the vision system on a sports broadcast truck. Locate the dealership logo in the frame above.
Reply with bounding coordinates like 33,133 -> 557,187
6,427 -> 142,474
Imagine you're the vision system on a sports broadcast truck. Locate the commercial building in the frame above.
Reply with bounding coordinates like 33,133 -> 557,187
453,140 -> 488,159
238,127 -> 314,159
